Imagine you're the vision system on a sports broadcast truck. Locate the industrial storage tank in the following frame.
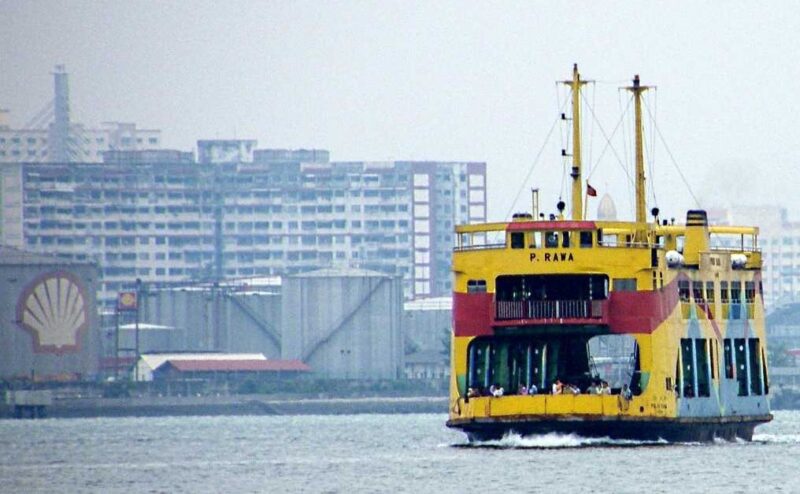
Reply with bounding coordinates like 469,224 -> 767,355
281,267 -> 404,380
0,246 -> 100,381
138,280 -> 281,358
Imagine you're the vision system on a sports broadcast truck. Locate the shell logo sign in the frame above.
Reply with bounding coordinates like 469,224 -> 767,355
16,271 -> 89,354
117,291 -> 138,311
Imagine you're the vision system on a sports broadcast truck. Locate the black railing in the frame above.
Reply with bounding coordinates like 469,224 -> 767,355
496,299 -> 598,320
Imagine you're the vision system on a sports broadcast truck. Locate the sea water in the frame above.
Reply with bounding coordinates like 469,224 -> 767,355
0,411 -> 798,493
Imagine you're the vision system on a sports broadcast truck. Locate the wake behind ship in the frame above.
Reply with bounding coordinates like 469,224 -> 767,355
446,66 -> 772,442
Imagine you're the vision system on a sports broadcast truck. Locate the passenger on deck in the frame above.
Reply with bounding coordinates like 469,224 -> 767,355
566,384 -> 580,395
585,381 -> 599,394
467,387 -> 480,398
528,384 -> 538,395
519,385 -> 529,395
552,379 -> 563,395
621,384 -> 633,400
599,381 -> 611,395
490,384 -> 505,397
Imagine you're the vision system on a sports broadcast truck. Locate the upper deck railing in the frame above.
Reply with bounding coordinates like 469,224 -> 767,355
496,299 -> 599,320
453,220 -> 761,256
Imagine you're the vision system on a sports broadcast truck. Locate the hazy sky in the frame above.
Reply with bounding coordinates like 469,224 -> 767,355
2,1 -> 799,222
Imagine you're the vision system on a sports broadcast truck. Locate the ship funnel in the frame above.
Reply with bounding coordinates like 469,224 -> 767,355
683,210 -> 709,266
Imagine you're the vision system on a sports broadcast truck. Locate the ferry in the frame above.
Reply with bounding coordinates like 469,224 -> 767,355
446,65 -> 772,442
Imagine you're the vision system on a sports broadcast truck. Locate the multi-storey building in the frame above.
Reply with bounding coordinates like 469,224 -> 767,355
0,66 -> 161,163
1,142 -> 486,306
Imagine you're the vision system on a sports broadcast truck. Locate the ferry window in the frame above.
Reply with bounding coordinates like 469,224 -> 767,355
731,281 -> 742,303
529,231 -> 542,248
467,279 -> 487,293
695,339 -> 710,397
596,229 -> 603,245
734,338 -> 748,396
678,280 -> 690,302
692,281 -> 703,302
545,231 -> 559,248
510,232 -> 525,249
588,334 -> 637,391
561,231 -> 571,248
731,281 -> 742,319
705,281 -> 715,303
680,339 -> 695,397
613,278 -> 637,292
745,282 -> 756,303
761,348 -> 770,395
720,281 -> 729,304
666,377 -> 673,392
579,231 -> 593,248
630,340 -> 645,396
467,340 -> 492,392
748,339 -> 762,395
509,341 -> 530,394
723,339 -> 734,379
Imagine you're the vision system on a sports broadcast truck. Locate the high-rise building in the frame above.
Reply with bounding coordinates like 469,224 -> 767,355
2,142 -> 486,306
0,66 -> 162,163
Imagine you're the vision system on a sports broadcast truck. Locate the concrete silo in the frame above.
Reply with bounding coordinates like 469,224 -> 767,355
281,268 -> 404,380
0,247 -> 100,381
138,281 -> 281,358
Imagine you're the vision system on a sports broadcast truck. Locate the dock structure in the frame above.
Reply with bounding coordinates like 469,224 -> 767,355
5,390 -> 53,419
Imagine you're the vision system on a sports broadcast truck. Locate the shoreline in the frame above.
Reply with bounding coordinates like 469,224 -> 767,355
1,395 -> 448,419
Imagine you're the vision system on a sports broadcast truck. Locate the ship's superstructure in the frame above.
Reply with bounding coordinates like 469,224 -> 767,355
446,66 -> 772,441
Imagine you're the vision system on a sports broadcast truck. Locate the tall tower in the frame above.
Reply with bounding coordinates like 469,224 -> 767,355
49,64 -> 71,162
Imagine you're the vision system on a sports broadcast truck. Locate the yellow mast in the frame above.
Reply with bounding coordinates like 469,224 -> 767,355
561,64 -> 589,220
625,74 -> 650,226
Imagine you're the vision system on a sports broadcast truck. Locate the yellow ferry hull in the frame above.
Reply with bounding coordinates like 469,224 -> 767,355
447,413 -> 772,442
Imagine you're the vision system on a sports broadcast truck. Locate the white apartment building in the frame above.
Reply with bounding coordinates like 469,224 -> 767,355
1,142 -> 486,307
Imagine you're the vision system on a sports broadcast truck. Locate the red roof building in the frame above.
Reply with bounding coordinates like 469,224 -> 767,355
152,358 -> 311,382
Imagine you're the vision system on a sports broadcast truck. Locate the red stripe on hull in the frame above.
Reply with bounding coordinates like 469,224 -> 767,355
606,278 -> 679,334
453,292 -> 494,337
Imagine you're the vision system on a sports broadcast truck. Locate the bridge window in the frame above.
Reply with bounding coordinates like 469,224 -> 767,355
510,232 -> 524,249
745,282 -> 756,303
579,231 -> 593,248
614,278 -> 637,292
467,279 -> 487,293
692,281 -> 704,302
545,231 -> 559,248
678,280 -> 690,302
529,231 -> 542,248
705,281 -> 715,303
731,281 -> 742,303
561,231 -> 571,248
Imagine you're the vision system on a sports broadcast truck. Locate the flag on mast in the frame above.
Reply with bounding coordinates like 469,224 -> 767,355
586,183 -> 597,197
